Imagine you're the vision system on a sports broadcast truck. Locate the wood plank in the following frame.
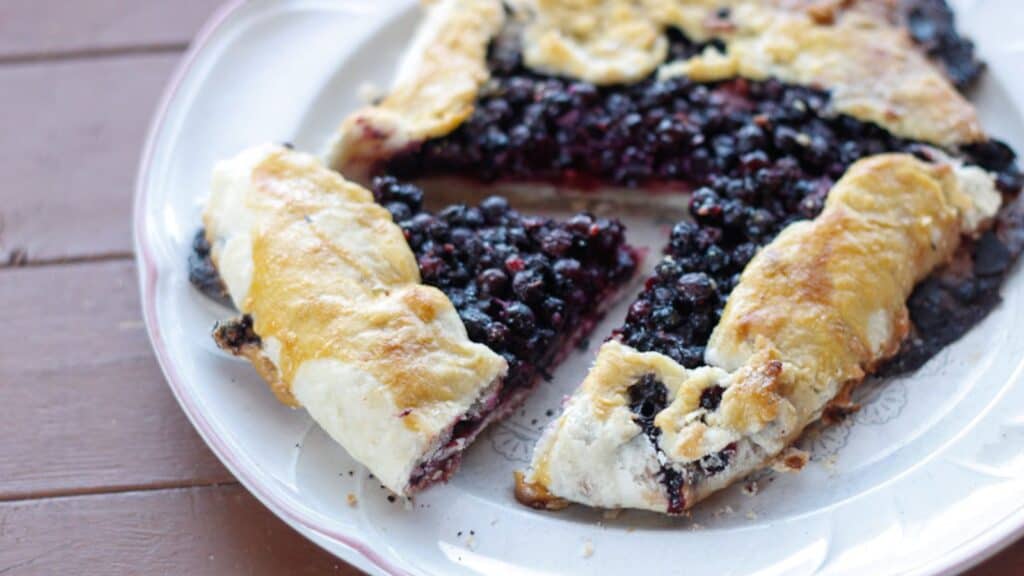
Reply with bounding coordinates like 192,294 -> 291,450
0,54 -> 178,265
0,484 -> 1018,576
0,485 -> 358,575
0,259 -> 233,500
0,469 -> 1018,576
0,0 -> 222,59
968,541 -> 1024,575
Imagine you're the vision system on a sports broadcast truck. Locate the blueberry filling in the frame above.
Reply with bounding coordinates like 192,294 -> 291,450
382,183 -> 638,488
626,374 -> 683,511
627,373 -> 668,438
902,0 -> 985,90
188,229 -> 230,307
699,385 -> 724,412
627,373 -> 737,513
372,176 -> 638,400
212,313 -> 260,353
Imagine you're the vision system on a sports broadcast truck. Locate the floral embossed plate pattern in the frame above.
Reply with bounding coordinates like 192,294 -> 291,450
135,0 -> 1024,574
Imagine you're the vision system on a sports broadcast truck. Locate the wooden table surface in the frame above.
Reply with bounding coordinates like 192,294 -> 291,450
0,2 -> 1021,574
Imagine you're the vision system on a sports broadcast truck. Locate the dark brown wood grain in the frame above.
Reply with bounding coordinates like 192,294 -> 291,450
969,545 -> 1024,575
0,54 -> 178,265
0,260 -> 233,500
0,485 -> 356,576
0,0 -> 222,60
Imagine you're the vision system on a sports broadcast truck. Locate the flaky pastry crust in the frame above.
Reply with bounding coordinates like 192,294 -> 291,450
203,145 -> 507,494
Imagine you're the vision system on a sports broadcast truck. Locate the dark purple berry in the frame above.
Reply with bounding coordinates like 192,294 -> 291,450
512,269 -> 546,302
477,268 -> 508,295
504,302 -> 536,333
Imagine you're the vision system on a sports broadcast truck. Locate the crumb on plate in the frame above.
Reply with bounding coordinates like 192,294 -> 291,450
581,540 -> 594,558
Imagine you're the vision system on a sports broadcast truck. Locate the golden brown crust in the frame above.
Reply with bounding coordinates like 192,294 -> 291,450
513,470 -> 570,510
205,145 -> 507,415
709,155 -> 964,370
707,155 -> 970,439
330,0 -> 505,179
245,155 -> 505,413
656,1 -> 982,147
518,0 -> 669,84
821,378 -> 861,424
717,357 -> 784,434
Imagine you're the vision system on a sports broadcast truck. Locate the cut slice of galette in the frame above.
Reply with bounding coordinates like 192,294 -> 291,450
322,0 -> 1024,512
195,144 -> 638,495
516,154 -> 1004,513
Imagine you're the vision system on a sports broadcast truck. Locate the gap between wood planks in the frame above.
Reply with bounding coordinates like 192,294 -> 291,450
0,479 -> 239,505
0,483 -> 354,576
0,42 -> 187,66
2,251 -> 133,269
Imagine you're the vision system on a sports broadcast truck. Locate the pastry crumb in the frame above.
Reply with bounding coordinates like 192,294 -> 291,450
602,509 -> 622,520
714,505 -> 735,518
743,481 -> 760,496
772,447 -> 810,472
822,454 -> 838,472
581,540 -> 594,558
346,493 -> 358,507
358,82 -> 383,104
746,511 -> 758,520
689,522 -> 704,531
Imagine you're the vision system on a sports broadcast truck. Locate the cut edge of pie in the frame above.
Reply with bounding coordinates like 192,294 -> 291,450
197,144 -> 640,495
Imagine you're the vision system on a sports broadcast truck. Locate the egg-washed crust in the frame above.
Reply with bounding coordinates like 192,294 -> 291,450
202,144 -> 508,494
329,0 -> 505,181
330,0 -> 981,179
651,0 -> 982,147
518,154 -> 1001,513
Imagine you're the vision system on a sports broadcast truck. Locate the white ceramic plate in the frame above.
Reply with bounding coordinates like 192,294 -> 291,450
135,1 -> 1024,574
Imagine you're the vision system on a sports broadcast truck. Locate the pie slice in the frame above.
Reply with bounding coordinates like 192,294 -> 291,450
196,145 -> 638,495
320,0 -> 1024,512
516,154 -> 1002,512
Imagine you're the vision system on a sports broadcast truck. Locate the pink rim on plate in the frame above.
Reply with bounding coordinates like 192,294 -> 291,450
132,2 -> 407,574
133,1 -> 1024,574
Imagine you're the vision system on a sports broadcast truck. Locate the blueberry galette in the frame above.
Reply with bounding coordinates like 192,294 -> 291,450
323,0 -> 1024,513
194,145 -> 637,495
